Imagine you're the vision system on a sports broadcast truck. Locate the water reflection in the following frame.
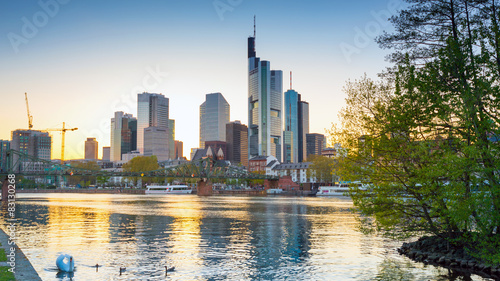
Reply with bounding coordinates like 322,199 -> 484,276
0,194 -> 490,280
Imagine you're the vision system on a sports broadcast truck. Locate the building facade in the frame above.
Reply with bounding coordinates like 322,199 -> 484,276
0,140 -> 10,172
137,93 -> 169,154
174,140 -> 183,159
143,127 -> 169,161
248,28 -> 283,162
10,130 -> 52,172
84,138 -> 98,160
226,121 -> 249,167
204,141 -> 227,161
102,146 -> 110,161
283,89 -> 309,163
110,111 -> 137,161
306,133 -> 325,158
199,93 -> 230,149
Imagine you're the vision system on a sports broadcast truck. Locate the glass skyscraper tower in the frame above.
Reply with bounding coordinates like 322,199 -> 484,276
248,22 -> 283,161
284,86 -> 309,163
137,93 -> 169,154
199,92 -> 230,148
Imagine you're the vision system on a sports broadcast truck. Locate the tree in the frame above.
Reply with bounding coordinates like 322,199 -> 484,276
67,161 -> 100,187
334,0 -> 500,264
122,156 -> 159,187
307,155 -> 338,184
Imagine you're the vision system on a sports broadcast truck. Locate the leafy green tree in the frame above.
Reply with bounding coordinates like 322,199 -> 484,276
334,0 -> 500,263
122,156 -> 159,187
67,161 -> 100,187
307,155 -> 338,184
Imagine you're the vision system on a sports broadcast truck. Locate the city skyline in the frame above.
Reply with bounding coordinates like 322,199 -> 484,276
0,0 -> 399,160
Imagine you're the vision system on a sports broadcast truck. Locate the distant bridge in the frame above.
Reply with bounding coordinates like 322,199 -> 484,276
1,149 -> 277,181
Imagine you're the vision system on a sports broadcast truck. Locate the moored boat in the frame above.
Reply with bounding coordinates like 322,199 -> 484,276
145,185 -> 193,194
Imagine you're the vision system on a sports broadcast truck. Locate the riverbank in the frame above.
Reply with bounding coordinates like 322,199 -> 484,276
398,236 -> 500,280
17,189 -> 317,197
0,227 -> 41,280
17,189 -> 145,194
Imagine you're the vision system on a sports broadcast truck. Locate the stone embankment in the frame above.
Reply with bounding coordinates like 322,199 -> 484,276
398,236 -> 500,280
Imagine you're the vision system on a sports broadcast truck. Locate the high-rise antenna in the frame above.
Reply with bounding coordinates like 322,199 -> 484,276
290,71 -> 292,90
254,15 -> 256,38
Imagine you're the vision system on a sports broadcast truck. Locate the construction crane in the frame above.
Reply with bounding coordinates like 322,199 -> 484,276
25,92 -> 33,130
46,122 -> 78,164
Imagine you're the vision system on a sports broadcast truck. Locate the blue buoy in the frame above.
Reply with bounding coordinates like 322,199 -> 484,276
56,254 -> 75,272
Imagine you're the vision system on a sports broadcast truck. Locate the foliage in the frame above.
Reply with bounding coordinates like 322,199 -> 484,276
333,0 -> 500,264
307,155 -> 338,184
67,161 -> 100,187
122,156 -> 160,187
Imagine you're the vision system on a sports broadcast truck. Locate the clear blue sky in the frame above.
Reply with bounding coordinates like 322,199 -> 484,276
0,0 -> 402,159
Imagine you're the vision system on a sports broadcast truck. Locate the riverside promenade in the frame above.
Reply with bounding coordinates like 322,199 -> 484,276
0,228 -> 41,280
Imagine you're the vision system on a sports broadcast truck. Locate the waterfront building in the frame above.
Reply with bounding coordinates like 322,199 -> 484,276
190,148 -> 199,161
269,162 -> 316,184
199,93 -> 230,148
226,121 -> 248,167
248,22 -> 283,161
137,92 -> 169,154
143,126 -> 169,161
306,133 -> 325,158
0,140 -> 10,172
121,151 -> 142,162
10,130 -> 51,172
248,155 -> 278,174
174,140 -> 183,159
102,146 -> 110,161
84,138 -> 98,161
110,112 -> 137,161
322,147 -> 337,158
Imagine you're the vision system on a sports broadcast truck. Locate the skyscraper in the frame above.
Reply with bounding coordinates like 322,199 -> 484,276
110,111 -> 137,161
226,121 -> 249,167
169,119 -> 175,159
199,93 -> 230,148
298,100 -> 309,162
306,133 -> 325,158
284,89 -> 299,163
144,126 -> 169,161
84,137 -> 98,161
102,146 -> 110,161
248,21 -> 283,161
283,85 -> 309,163
137,93 -> 169,154
174,140 -> 183,159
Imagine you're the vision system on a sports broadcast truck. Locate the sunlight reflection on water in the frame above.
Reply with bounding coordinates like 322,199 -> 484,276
0,194 -> 491,281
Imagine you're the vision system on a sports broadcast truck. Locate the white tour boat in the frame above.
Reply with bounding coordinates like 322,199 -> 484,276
145,185 -> 193,194
316,182 -> 366,196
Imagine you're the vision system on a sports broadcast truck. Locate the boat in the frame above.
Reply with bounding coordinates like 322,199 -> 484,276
145,185 -> 193,194
266,188 -> 283,194
316,182 -> 367,196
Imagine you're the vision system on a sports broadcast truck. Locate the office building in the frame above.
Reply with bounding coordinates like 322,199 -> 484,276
169,119 -> 175,159
174,140 -> 183,159
137,92 -> 169,154
306,133 -> 325,158
110,112 -> 137,161
84,138 -> 98,161
10,130 -> 51,172
102,146 -> 110,161
283,83 -> 309,163
248,22 -> 283,161
200,93 -> 230,148
144,127 -> 169,161
226,121 -> 248,167
0,140 -> 10,172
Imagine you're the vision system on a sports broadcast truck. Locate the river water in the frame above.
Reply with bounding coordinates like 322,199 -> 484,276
0,194 -> 492,281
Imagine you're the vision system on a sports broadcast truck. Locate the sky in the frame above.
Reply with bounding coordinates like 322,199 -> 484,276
0,0 -> 402,160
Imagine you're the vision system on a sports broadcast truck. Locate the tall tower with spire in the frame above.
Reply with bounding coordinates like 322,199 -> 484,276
248,17 -> 283,162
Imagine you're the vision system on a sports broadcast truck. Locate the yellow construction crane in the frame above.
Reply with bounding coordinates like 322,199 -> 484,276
25,92 -> 33,130
46,122 -> 78,164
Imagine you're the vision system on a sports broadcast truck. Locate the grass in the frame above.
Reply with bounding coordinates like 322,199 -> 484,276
0,249 -> 6,262
0,266 -> 14,281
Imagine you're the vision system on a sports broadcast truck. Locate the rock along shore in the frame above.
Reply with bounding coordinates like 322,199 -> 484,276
398,236 -> 500,280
